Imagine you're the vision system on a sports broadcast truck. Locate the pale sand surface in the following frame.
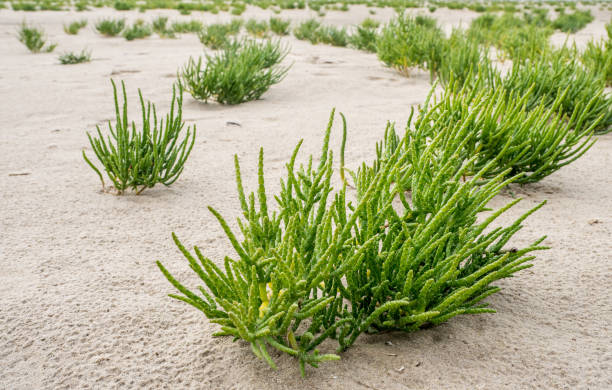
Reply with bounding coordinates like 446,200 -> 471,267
1,5 -> 611,389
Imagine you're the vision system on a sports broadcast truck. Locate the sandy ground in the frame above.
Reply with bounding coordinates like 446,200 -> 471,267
1,5 -> 611,389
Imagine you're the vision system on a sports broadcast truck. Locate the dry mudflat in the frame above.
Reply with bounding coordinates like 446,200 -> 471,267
1,5 -> 611,389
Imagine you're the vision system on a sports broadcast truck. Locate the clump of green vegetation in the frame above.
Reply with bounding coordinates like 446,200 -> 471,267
422,79 -> 598,182
171,19 -> 203,34
501,51 -> 611,134
552,9 -> 594,33
230,2 -> 246,15
17,22 -> 56,53
437,29 -> 489,87
246,19 -> 270,38
12,2 -> 37,11
198,20 -> 242,49
180,39 -> 289,105
582,39 -> 612,87
95,18 -> 125,37
293,19 -> 321,43
158,106 -> 548,375
123,20 -> 152,41
377,14 -> 445,79
152,16 -> 175,38
269,17 -> 290,36
59,49 -> 91,64
293,19 -> 348,47
315,25 -> 349,47
83,80 -> 196,195
359,17 -> 379,29
113,0 -> 135,10
348,23 -> 379,52
63,19 -> 87,35
467,13 -> 552,62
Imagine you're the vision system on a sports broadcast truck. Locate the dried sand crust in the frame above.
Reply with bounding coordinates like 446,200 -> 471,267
1,5 -> 611,390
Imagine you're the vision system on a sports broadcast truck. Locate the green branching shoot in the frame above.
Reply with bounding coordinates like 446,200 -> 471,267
83,80 -> 196,195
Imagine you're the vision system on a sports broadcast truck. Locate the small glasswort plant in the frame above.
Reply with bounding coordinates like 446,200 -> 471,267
63,19 -> 87,35
95,18 -> 125,37
180,39 -> 289,105
83,80 -> 196,195
59,49 -> 91,64
18,22 -> 56,53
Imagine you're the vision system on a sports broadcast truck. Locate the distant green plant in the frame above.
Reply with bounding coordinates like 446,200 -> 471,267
501,51 -> 611,134
422,79 -> 598,182
269,17 -> 290,35
123,20 -> 152,41
17,22 -> 56,53
468,13 -> 552,62
552,9 -> 594,33
246,19 -> 270,37
83,80 -> 196,195
12,2 -> 37,11
348,25 -> 378,52
360,18 -> 379,29
293,19 -> 321,43
114,0 -> 135,10
180,39 -> 289,105
63,19 -> 87,35
230,2 -> 246,15
59,49 -> 91,64
437,29 -> 488,87
315,25 -> 349,47
582,39 -> 612,87
377,14 -> 445,79
171,19 -> 203,34
152,16 -> 175,38
75,1 -> 89,11
95,18 -> 125,36
198,20 -> 242,49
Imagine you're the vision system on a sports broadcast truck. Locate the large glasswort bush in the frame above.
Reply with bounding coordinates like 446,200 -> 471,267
83,80 -> 196,194
158,107 -> 548,375
179,39 -> 289,105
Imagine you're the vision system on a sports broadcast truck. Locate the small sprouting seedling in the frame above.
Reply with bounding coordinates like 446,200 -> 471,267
246,19 -> 270,38
269,17 -> 290,36
180,39 -> 289,105
63,19 -> 87,35
83,80 -> 196,195
59,49 -> 91,64
152,16 -> 175,38
18,22 -> 56,53
95,18 -> 125,37
123,20 -> 152,41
